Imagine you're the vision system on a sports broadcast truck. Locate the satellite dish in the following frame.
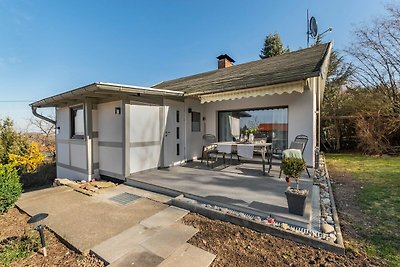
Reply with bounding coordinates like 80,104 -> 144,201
309,16 -> 318,38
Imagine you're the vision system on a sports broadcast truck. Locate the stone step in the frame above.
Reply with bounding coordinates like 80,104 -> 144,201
158,243 -> 216,267
140,223 -> 198,259
140,206 -> 189,229
123,185 -> 173,204
91,224 -> 156,264
108,245 -> 163,267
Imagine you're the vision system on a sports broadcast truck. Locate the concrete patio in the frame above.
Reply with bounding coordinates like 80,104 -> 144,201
127,160 -> 315,229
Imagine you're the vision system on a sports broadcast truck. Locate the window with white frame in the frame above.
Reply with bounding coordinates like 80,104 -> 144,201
71,106 -> 84,139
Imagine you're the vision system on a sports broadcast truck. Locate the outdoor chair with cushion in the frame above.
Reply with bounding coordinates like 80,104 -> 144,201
292,134 -> 311,178
293,134 -> 308,153
279,134 -> 311,178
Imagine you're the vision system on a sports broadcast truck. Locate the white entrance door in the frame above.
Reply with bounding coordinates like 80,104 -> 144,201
163,99 -> 185,167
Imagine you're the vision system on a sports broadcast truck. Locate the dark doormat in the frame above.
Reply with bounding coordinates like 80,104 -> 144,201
109,192 -> 141,205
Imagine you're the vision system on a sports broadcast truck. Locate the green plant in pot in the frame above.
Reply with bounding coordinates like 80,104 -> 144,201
281,157 -> 308,216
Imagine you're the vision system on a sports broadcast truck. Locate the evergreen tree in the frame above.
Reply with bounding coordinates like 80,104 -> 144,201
259,32 -> 290,59
0,118 -> 29,165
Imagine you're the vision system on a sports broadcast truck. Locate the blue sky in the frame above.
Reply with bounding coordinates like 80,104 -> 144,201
0,0 -> 388,130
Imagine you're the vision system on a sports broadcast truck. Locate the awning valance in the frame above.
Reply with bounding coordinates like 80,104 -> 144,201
199,80 -> 306,104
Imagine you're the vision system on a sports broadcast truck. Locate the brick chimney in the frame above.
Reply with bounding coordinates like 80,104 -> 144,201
217,54 -> 235,69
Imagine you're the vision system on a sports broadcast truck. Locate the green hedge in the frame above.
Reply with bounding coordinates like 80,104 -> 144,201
0,164 -> 22,214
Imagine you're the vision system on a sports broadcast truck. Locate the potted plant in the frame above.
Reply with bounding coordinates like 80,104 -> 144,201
281,157 -> 308,216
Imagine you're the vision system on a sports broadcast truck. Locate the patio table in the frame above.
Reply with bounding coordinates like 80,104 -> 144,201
211,141 -> 272,176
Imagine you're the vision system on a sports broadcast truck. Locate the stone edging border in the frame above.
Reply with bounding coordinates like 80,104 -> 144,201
323,156 -> 345,248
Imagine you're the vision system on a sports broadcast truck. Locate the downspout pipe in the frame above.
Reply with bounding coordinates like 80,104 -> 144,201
31,106 -> 56,125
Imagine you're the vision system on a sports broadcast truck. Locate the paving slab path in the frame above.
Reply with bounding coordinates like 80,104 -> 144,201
17,184 -> 215,267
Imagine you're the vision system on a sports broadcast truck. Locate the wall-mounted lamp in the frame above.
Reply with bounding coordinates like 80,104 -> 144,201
56,126 -> 60,135
188,108 -> 192,113
202,117 -> 206,121
115,107 -> 121,115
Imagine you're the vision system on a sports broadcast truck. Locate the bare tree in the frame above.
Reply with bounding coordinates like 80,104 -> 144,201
355,112 -> 400,155
29,116 -> 55,138
346,4 -> 400,113
27,114 -> 56,159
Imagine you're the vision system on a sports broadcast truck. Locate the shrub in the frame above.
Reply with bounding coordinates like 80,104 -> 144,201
0,164 -> 22,214
281,157 -> 306,190
8,142 -> 44,174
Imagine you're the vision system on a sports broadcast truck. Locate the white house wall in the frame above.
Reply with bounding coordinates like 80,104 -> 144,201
97,100 -> 124,177
203,89 -> 315,165
55,106 -> 90,180
70,143 -> 87,169
129,104 -> 164,173
185,98 -> 204,160
57,165 -> 91,181
57,143 -> 69,165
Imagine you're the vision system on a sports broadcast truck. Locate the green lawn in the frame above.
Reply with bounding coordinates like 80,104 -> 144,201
326,153 -> 400,266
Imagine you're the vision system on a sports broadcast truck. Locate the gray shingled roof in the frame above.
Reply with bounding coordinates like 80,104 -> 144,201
154,43 -> 331,95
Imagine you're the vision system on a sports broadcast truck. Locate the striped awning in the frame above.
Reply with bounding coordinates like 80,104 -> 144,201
199,80 -> 306,104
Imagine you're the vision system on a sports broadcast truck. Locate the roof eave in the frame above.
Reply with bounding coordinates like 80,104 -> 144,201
30,82 -> 184,108
319,42 -> 333,80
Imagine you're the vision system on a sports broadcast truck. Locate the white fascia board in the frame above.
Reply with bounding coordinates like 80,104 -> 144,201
96,82 -> 184,96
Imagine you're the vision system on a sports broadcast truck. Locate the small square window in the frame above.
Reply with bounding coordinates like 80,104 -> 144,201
191,111 -> 201,132
71,106 -> 84,139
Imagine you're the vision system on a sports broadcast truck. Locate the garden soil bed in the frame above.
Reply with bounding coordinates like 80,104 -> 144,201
182,213 -> 382,266
0,208 -> 104,267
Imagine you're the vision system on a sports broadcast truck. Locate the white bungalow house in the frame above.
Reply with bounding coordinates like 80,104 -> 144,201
31,43 -> 332,181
